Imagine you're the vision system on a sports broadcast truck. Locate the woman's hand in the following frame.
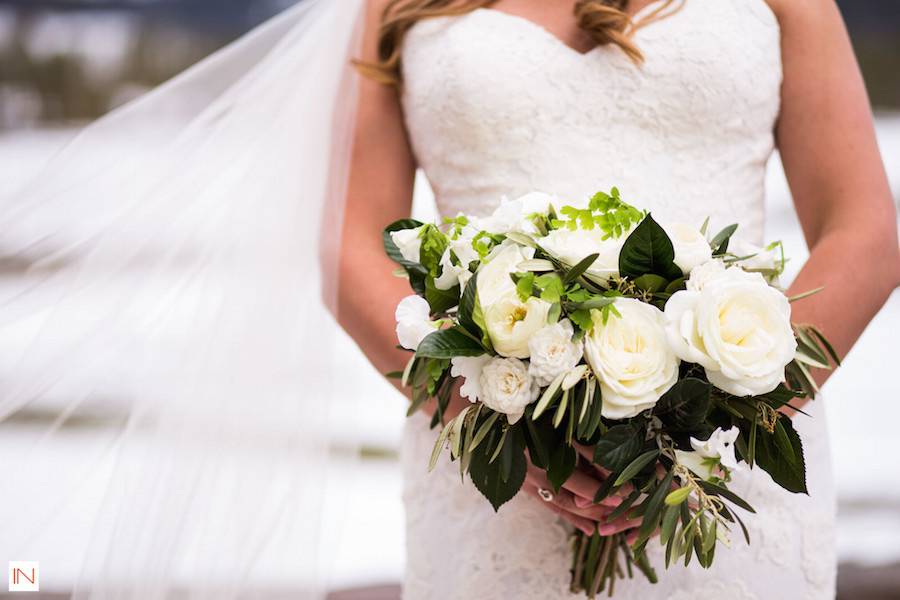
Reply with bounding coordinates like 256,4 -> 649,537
522,446 -> 642,538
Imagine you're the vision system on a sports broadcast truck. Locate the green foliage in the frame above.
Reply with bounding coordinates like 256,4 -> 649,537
593,424 -> 643,472
383,219 -> 428,295
754,416 -> 808,494
469,425 -> 528,511
654,378 -> 712,432
415,328 -> 484,359
618,214 -> 683,280
550,188 -> 645,239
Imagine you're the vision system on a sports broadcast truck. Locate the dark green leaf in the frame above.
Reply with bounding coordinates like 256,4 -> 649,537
618,214 -> 682,280
457,273 -> 481,338
469,426 -> 527,511
547,444 -> 578,492
654,378 -> 711,432
383,219 -> 428,295
593,424 -> 643,472
635,468 -> 675,546
697,480 -> 757,513
755,416 -> 808,493
614,449 -> 660,486
425,277 -> 460,313
415,328 -> 484,358
632,274 -> 669,293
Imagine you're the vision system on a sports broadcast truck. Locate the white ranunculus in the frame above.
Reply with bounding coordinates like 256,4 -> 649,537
675,426 -> 744,480
664,266 -> 796,397
583,299 -> 679,419
479,357 -> 539,424
390,226 -> 424,263
729,238 -> 779,272
450,355 -> 492,403
527,319 -> 584,386
666,222 -> 713,275
540,227 -> 626,280
484,295 -> 552,359
395,295 -> 435,350
477,242 -> 535,307
486,191 -> 557,234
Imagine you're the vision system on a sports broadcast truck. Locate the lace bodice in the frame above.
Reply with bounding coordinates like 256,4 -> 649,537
398,1 -> 837,598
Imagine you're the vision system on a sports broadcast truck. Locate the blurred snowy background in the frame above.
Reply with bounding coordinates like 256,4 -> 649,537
0,1 -> 898,598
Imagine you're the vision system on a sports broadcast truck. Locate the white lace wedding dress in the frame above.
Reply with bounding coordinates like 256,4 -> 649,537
397,0 -> 837,598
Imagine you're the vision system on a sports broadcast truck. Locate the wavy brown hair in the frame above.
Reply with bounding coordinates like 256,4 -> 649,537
356,0 -> 681,85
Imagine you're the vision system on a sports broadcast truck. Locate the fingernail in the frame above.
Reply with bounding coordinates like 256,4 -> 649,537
599,525 -> 616,536
581,525 -> 595,536
574,496 -> 592,508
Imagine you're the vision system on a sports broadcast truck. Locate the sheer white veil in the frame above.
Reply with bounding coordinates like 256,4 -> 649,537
0,0 -> 365,597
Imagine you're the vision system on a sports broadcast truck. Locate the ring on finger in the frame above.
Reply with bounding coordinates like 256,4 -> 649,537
537,487 -> 555,503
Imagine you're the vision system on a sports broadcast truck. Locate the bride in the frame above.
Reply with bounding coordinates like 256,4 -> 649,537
338,0 -> 899,598
1,0 -> 898,598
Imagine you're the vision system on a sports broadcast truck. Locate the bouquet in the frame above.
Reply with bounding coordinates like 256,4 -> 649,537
384,189 -> 838,597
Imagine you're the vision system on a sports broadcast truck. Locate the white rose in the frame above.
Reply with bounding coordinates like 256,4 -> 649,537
390,226 -> 424,263
486,192 -> 557,234
477,242 -> 535,307
675,426 -> 743,480
540,227 -> 625,280
484,295 -> 552,359
583,299 -> 679,419
479,357 -> 539,424
666,222 -> 713,275
527,319 -> 584,386
664,266 -> 796,397
686,259 -> 726,292
434,235 -> 479,291
729,238 -> 779,272
450,355 -> 492,403
394,295 -> 435,350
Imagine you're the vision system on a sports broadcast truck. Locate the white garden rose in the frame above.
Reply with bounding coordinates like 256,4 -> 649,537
486,191 -> 557,234
479,357 -> 539,424
394,295 -> 435,350
583,299 -> 679,419
675,426 -> 744,480
477,242 -> 535,307
664,266 -> 796,397
540,227 -> 626,280
484,295 -> 552,359
686,259 -> 726,292
666,222 -> 713,275
528,319 -> 584,386
450,355 -> 492,403
389,226 -> 424,263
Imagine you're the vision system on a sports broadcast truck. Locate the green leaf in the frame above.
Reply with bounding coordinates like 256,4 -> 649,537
660,504 -> 681,546
635,468 -> 676,547
469,426 -> 527,511
614,449 -> 660,486
383,219 -> 428,295
664,486 -> 692,506
563,253 -> 600,284
754,416 -> 808,494
425,277 -> 460,313
457,274 -> 481,339
469,411 -> 500,453
415,328 -> 484,358
418,224 -> 449,277
709,224 -> 738,256
618,214 -> 683,280
515,272 -> 536,302
547,444 -> 578,492
632,274 -> 669,293
653,378 -> 711,432
593,424 -> 643,472
533,371 -> 566,420
697,480 -> 757,513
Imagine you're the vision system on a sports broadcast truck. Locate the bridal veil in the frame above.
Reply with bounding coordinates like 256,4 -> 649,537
0,0 -> 365,596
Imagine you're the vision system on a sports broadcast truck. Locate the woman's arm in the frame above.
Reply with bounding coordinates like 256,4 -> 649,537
334,0 -> 419,385
769,0 -> 900,399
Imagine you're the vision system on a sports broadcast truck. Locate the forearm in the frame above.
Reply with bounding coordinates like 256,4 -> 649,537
786,225 -> 900,394
336,253 -> 469,422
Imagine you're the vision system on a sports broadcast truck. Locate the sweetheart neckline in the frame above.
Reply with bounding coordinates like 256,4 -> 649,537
471,0 -> 672,57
